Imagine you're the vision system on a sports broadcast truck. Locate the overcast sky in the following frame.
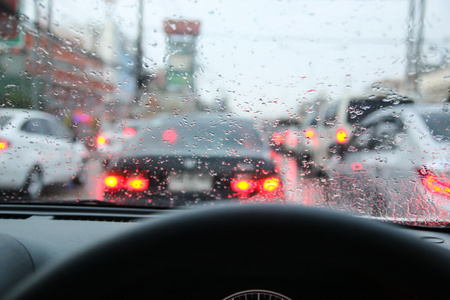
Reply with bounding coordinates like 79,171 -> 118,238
24,0 -> 450,119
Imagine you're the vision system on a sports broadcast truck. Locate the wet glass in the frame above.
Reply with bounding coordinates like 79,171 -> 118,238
0,0 -> 448,224
421,111 -> 450,142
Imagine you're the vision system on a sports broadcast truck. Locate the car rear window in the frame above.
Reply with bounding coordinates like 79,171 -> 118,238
324,102 -> 338,125
421,111 -> 450,142
139,119 -> 263,151
0,116 -> 11,129
346,96 -> 413,124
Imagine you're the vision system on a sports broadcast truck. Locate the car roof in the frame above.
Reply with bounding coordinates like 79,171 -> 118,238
0,109 -> 57,130
0,108 -> 53,119
150,112 -> 255,127
358,103 -> 448,125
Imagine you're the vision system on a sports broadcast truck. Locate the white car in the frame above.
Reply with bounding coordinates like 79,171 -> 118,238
290,93 -> 414,176
0,109 -> 89,199
325,104 -> 449,216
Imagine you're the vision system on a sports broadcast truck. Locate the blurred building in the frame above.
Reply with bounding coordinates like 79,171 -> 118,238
418,66 -> 450,103
0,10 -> 135,144
373,65 -> 449,104
0,22 -> 113,141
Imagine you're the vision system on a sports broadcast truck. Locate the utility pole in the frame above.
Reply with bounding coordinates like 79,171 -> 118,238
46,0 -> 54,112
406,0 -> 425,98
135,0 -> 144,104
31,0 -> 41,110
46,0 -> 52,32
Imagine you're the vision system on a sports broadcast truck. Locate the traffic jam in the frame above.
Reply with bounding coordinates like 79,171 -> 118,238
13,98 -> 445,219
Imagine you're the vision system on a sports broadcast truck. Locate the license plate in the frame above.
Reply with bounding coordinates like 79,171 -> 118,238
168,172 -> 214,192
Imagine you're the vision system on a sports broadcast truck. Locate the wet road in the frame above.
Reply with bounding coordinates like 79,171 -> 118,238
41,152 -> 325,204
41,152 -> 450,221
42,158 -> 105,201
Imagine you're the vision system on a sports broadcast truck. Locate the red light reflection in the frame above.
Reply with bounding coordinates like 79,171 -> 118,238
122,127 -> 136,137
104,175 -> 122,189
336,127 -> 348,144
126,177 -> 149,191
231,178 -> 255,194
0,140 -> 8,151
272,131 -> 284,146
163,129 -> 177,144
351,162 -> 363,171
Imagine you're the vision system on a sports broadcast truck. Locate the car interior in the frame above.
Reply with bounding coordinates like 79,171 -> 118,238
1,203 -> 450,299
0,0 -> 449,299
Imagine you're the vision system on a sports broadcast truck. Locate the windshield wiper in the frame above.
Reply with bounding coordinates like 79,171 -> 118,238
370,216 -> 450,229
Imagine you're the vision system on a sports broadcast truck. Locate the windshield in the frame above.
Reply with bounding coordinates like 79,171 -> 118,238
0,0 -> 449,225
0,116 -> 11,128
136,116 -> 263,152
421,111 -> 450,142
346,96 -> 414,125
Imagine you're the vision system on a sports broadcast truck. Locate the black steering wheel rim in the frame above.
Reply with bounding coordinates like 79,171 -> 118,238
8,204 -> 450,299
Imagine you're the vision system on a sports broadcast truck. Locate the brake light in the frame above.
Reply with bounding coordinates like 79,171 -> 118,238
0,140 -> 8,151
272,131 -> 284,146
163,129 -> 177,144
104,174 -> 150,192
305,128 -> 315,139
419,167 -> 450,198
261,177 -> 280,192
336,127 -> 348,144
351,162 -> 363,171
97,134 -> 108,146
104,175 -> 122,189
231,178 -> 255,193
231,175 -> 282,199
126,176 -> 149,191
122,127 -> 136,137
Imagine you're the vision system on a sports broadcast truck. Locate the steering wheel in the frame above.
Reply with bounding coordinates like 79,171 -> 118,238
8,205 -> 450,299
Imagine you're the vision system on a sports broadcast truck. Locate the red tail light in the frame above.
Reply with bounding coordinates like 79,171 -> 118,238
351,162 -> 363,171
104,175 -> 123,189
272,131 -> 284,146
97,134 -> 108,147
163,129 -> 177,144
304,128 -> 315,139
261,177 -> 281,192
304,128 -> 319,146
126,176 -> 149,191
0,139 -> 8,151
336,127 -> 348,144
231,176 -> 281,194
418,167 -> 450,198
104,175 -> 149,192
122,127 -> 136,137
231,178 -> 256,193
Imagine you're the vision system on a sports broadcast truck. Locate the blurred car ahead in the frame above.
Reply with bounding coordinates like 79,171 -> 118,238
325,104 -> 449,217
103,114 -> 284,206
0,109 -> 89,200
96,119 -> 147,166
291,93 -> 414,176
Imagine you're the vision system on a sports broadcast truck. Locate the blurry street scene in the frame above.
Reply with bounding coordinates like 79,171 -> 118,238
1,0 -> 449,221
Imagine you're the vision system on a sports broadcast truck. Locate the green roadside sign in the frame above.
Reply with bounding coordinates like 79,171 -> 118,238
166,71 -> 194,87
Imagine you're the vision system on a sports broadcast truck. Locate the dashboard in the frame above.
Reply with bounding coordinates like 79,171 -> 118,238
1,203 -> 450,299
